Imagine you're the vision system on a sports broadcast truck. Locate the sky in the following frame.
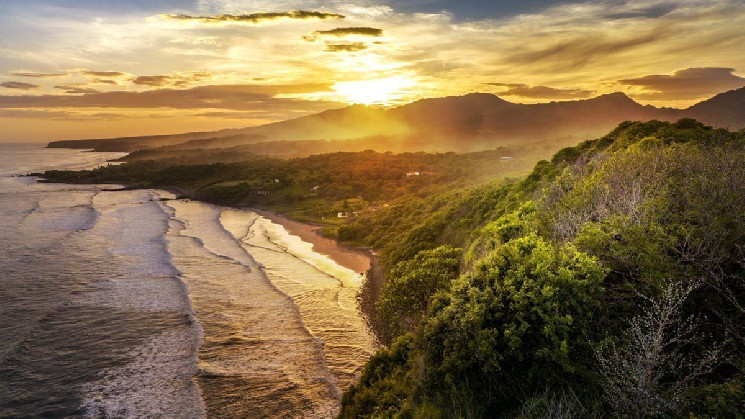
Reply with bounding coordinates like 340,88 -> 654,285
0,0 -> 744,142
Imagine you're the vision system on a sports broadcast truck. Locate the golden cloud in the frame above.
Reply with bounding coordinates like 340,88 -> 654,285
162,10 -> 344,24
489,83 -> 595,99
1,81 -> 40,90
303,27 -> 383,41
619,67 -> 745,100
325,43 -> 368,52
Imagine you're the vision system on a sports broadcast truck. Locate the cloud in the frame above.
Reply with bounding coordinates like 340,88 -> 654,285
618,67 -> 745,100
132,72 -> 212,87
93,79 -> 119,85
1,81 -> 40,90
162,10 -> 344,24
0,109 -> 125,121
11,71 -> 68,78
603,3 -> 677,20
506,33 -> 662,71
488,83 -> 595,99
81,70 -> 129,78
325,43 -> 368,52
303,26 -> 383,41
53,84 -> 100,94
0,83 -> 337,111
133,75 -> 172,86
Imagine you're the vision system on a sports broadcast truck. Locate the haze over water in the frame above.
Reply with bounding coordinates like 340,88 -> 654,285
0,144 -> 375,417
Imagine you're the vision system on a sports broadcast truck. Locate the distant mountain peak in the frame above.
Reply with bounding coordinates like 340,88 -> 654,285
591,92 -> 635,103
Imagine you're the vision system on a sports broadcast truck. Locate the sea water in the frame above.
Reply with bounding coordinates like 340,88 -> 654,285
0,143 -> 375,417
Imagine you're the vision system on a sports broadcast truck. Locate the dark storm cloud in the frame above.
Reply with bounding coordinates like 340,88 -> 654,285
619,67 -> 745,100
325,43 -> 368,52
1,81 -> 40,90
0,83 -> 336,111
163,10 -> 345,24
488,83 -> 595,99
11,71 -> 68,78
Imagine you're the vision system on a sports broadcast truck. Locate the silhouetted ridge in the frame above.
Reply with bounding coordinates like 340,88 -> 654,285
684,86 -> 745,129
48,88 -> 745,153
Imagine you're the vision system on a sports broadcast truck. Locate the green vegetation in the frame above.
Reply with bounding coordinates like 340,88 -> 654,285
340,120 -> 745,417
43,149 -> 532,225
44,119 -> 745,416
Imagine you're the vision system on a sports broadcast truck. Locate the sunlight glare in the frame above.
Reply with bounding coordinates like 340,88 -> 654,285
333,77 -> 414,105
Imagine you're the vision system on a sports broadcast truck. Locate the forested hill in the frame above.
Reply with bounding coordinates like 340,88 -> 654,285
339,119 -> 745,418
46,88 -> 745,155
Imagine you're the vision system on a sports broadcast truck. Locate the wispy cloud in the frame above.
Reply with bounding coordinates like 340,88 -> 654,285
132,75 -> 173,86
0,83 -> 336,111
11,71 -> 68,78
53,84 -> 100,94
132,72 -> 213,87
488,83 -> 595,99
303,26 -> 383,41
619,67 -> 745,100
81,70 -> 129,78
161,10 -> 345,24
325,43 -> 368,52
0,109 -> 124,121
1,81 -> 40,90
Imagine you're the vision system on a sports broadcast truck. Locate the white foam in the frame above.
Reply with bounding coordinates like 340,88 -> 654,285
80,326 -> 206,418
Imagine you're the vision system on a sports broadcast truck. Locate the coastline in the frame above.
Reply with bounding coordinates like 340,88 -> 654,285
251,208 -> 371,275
250,208 -> 388,344
39,174 -> 390,343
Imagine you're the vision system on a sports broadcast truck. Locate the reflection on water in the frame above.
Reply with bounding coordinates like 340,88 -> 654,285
0,144 -> 375,417
166,200 -> 375,417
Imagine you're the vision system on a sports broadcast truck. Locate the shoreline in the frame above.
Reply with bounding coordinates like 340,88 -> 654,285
249,208 -> 388,344
251,208 -> 371,275
39,175 -> 390,343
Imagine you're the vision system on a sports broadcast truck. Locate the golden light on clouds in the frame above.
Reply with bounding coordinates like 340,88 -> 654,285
0,0 -> 744,141
333,77 -> 415,105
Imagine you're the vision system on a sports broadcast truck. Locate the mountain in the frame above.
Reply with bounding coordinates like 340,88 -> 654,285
684,86 -> 745,129
47,88 -> 745,154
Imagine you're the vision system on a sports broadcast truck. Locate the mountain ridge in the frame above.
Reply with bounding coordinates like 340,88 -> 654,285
47,87 -> 745,153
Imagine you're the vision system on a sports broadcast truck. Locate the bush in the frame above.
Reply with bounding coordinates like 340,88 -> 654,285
421,234 -> 607,412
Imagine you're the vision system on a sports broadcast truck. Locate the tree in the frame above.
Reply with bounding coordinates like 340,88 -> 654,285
377,245 -> 461,337
594,281 -> 724,416
422,235 -> 607,412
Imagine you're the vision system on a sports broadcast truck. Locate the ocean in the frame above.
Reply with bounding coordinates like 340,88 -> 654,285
0,143 -> 375,417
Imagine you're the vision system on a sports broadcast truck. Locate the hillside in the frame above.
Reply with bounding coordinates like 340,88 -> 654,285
46,88 -> 745,155
338,120 -> 745,417
40,119 -> 745,416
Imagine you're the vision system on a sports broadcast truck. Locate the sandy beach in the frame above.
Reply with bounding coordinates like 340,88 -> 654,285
252,209 -> 371,275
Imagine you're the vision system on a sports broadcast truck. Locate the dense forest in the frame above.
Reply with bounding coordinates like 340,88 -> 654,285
42,148 -> 533,226
43,119 -> 745,417
338,119 -> 745,417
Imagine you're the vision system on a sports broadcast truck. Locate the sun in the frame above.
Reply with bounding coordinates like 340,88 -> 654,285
333,77 -> 414,105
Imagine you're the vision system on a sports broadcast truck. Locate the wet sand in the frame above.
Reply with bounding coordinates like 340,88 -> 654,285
252,209 -> 371,275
